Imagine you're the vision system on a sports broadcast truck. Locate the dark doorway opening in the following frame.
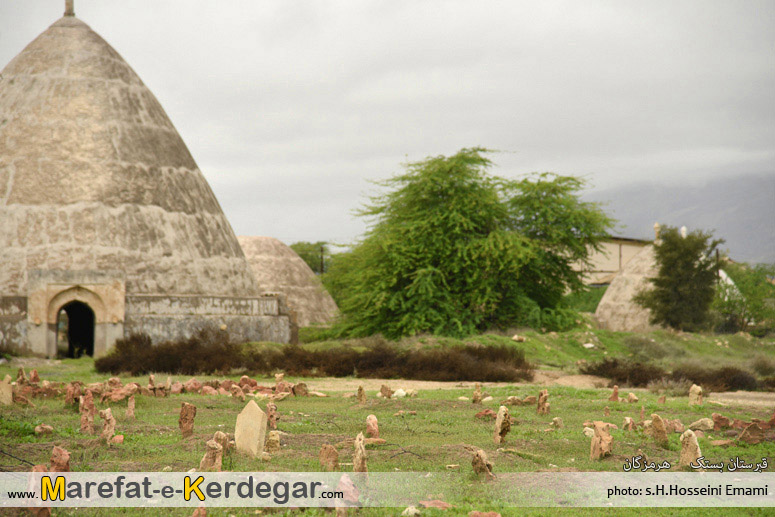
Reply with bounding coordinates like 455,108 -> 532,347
56,301 -> 95,358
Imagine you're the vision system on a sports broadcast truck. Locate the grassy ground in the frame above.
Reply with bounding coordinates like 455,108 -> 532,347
1,351 -> 774,516
298,325 -> 775,374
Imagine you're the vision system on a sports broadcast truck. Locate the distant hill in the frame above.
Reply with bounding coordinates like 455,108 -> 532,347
584,174 -> 775,264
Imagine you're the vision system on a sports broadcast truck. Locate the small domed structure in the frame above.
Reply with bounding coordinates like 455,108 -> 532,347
238,236 -> 339,327
0,7 -> 292,356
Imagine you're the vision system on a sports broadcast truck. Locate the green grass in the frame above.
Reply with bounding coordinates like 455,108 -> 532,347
2,353 -> 774,515
2,327 -> 774,515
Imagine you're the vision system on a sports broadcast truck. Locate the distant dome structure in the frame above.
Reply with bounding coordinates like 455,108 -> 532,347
594,245 -> 661,332
238,236 -> 339,327
0,6 -> 292,356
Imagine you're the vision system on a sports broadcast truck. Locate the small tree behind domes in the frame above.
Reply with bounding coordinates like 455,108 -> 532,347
634,225 -> 723,331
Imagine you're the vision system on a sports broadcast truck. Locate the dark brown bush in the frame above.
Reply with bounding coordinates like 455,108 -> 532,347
670,363 -> 758,392
95,331 -> 533,382
579,358 -> 666,387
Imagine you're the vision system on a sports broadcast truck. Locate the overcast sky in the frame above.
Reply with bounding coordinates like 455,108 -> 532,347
1,0 -> 773,246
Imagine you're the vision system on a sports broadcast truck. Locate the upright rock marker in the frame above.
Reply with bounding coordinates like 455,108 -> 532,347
234,400 -> 268,458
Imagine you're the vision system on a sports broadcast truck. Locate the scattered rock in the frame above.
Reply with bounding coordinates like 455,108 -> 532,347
710,439 -> 735,447
50,446 -> 71,472
64,382 -> 82,406
536,390 -> 550,415
493,406 -> 511,444
35,424 -> 54,436
472,383 -> 483,404
184,378 -> 202,394
170,382 -> 183,394
627,393 -> 638,403
658,396 -> 666,404
110,435 -> 124,444
405,388 -> 418,398
179,402 -> 197,438
481,396 -> 493,403
582,343 -> 595,349
366,415 -> 379,439
357,386 -> 366,404
650,414 -> 669,447
213,431 -> 230,452
420,500 -> 452,510
689,418 -> 714,432
99,408 -> 116,443
234,400 -> 268,458
29,369 -> 40,383
639,406 -> 645,422
475,409 -> 497,420
590,421 -> 613,460
201,386 -> 218,396
679,430 -> 702,468
292,382 -> 308,397
402,507 -> 421,516
469,512 -> 501,517
522,396 -> 537,405
16,367 -> 27,385
512,334 -> 526,342
609,385 -> 620,402
353,432 -> 368,473
666,419 -> 685,434
604,406 -> 610,417
446,464 -> 460,470
458,396 -> 470,401
319,444 -> 339,471
738,423 -> 764,445
583,427 -> 594,438
622,417 -> 635,431
265,431 -> 281,453
230,385 -> 245,402
126,395 -> 135,419
551,417 -> 563,429
712,413 -> 732,431
380,385 -> 393,399
393,388 -> 407,398
689,384 -> 703,406
266,402 -> 278,430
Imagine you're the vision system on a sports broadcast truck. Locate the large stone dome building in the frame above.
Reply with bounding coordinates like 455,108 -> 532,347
0,5 -> 292,356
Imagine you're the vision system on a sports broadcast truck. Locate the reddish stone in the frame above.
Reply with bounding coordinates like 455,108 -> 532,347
475,409 -> 497,420
712,413 -> 732,431
50,446 -> 70,472
420,500 -> 452,510
201,386 -> 218,395
184,379 -> 202,393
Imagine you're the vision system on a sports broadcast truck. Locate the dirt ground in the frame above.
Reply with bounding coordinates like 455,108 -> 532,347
305,370 -> 610,392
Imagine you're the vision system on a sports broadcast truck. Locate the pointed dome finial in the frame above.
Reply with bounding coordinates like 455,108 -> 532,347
65,0 -> 75,17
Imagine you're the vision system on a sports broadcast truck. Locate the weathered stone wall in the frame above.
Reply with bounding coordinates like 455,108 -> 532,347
0,296 -> 27,351
124,295 -> 292,344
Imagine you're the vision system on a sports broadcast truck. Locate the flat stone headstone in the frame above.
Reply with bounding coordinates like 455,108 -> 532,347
0,377 -> 12,405
234,400 -> 268,458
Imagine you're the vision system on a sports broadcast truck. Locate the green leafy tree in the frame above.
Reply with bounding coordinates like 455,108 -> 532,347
713,262 -> 775,334
635,226 -> 723,331
322,148 -> 614,338
289,241 -> 330,274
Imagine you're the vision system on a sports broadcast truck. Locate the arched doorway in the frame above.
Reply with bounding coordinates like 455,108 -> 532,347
56,301 -> 95,358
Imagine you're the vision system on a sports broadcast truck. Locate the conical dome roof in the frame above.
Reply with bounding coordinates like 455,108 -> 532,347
0,15 -> 259,297
238,236 -> 339,327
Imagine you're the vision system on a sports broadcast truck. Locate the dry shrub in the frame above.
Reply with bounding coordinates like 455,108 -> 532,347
751,354 -> 775,377
669,363 -> 758,392
579,358 -> 666,387
646,377 -> 693,397
96,332 -> 534,382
